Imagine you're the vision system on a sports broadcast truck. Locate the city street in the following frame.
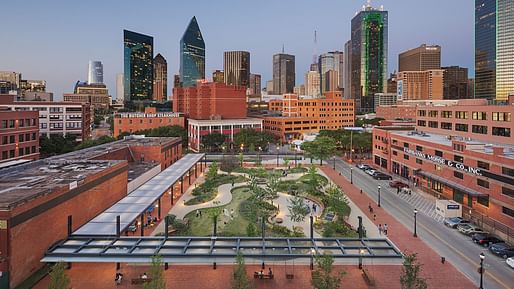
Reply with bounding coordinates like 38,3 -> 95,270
334,159 -> 513,289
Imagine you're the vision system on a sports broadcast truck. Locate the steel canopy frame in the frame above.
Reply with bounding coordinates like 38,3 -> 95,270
42,236 -> 402,263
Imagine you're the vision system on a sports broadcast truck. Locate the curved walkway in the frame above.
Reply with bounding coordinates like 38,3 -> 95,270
273,192 -> 322,237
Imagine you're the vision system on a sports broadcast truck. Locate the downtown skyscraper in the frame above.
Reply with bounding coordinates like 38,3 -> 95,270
224,51 -> 250,87
350,3 -> 388,113
180,16 -> 205,87
123,30 -> 153,104
318,51 -> 344,95
475,0 -> 514,100
153,53 -> 167,102
272,53 -> 295,94
87,61 -> 103,84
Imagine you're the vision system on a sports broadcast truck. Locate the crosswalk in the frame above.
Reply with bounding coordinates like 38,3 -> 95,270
395,190 -> 445,223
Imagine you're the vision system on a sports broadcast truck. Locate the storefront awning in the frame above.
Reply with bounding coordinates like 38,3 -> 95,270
416,171 -> 487,197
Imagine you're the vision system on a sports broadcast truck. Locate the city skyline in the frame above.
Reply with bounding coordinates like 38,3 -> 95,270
0,0 -> 474,98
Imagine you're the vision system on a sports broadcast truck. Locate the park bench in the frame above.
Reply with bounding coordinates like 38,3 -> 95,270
131,278 -> 152,285
254,272 -> 274,279
361,269 -> 375,286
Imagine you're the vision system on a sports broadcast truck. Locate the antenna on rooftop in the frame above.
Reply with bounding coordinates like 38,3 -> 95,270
282,44 -> 285,53
312,30 -> 318,65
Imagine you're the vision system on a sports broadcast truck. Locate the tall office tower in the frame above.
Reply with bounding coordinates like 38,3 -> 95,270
224,51 -> 250,87
350,2 -> 388,112
318,51 -> 344,94
397,70 -> 444,100
305,70 -> 321,97
266,80 -> 274,94
272,53 -> 295,94
248,74 -> 261,96
116,73 -> 124,103
443,66 -> 469,99
180,16 -> 205,87
213,70 -> 224,83
87,61 -> 104,84
475,0 -> 514,100
0,71 -> 21,89
398,44 -> 441,72
343,40 -> 352,99
153,53 -> 168,102
123,30 -> 153,104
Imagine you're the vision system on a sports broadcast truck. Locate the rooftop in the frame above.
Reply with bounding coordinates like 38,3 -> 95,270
187,118 -> 263,124
0,159 -> 123,210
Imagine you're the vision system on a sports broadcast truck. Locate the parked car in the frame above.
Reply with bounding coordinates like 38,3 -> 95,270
389,180 -> 409,188
471,233 -> 504,247
489,243 -> 514,259
506,257 -> 514,269
366,169 -> 376,176
357,164 -> 371,170
444,217 -> 470,228
457,224 -> 486,235
373,172 -> 393,180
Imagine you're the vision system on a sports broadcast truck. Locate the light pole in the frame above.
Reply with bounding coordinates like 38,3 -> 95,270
350,167 -> 353,184
258,146 -> 262,164
310,248 -> 315,270
413,209 -> 418,237
479,253 -> 485,289
276,144 -> 280,166
333,156 -> 336,169
359,248 -> 365,269
377,185 -> 381,207
240,144 -> 244,166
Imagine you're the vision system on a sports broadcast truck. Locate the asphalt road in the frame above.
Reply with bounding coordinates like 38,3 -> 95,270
334,159 -> 514,289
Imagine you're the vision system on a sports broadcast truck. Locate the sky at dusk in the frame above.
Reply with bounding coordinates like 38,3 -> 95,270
0,0 -> 474,99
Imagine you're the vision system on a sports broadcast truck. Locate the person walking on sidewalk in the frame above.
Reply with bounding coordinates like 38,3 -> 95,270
378,224 -> 383,235
373,214 -> 376,221
384,224 -> 388,235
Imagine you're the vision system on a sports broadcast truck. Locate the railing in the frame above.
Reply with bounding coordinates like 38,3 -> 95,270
463,210 -> 513,245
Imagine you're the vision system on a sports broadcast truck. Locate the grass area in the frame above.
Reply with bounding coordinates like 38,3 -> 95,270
288,166 -> 307,173
185,174 -> 247,205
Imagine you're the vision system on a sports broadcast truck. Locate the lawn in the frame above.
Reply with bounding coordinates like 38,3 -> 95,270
185,174 -> 247,205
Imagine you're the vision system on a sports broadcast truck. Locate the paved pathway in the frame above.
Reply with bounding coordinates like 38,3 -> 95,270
273,192 -> 322,237
395,189 -> 445,223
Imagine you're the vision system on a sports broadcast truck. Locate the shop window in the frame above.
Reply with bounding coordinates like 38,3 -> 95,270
502,206 -> 514,218
477,179 -> 489,188
502,187 -> 514,199
477,196 -> 489,207
453,171 -> 463,179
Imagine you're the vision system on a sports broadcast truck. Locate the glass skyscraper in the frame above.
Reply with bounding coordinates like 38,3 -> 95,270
272,53 -> 295,94
350,3 -> 388,113
87,61 -> 103,84
318,51 -> 344,95
180,16 -> 205,87
475,0 -> 514,100
124,30 -> 154,103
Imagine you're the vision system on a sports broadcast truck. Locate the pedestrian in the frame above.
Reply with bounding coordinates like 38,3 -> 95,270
384,224 -> 388,235
360,189 -> 363,194
373,214 -> 376,221
199,210 -> 202,217
196,210 -> 199,218
368,203 -> 372,213
378,224 -> 383,235
370,206 -> 374,214
231,180 -> 234,187
397,187 -> 400,194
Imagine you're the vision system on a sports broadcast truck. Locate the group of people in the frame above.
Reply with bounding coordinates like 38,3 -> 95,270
115,272 -> 147,285
255,267 -> 273,278
378,224 -> 388,235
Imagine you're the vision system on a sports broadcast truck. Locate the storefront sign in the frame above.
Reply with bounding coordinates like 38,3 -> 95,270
403,148 -> 482,176
447,204 -> 460,210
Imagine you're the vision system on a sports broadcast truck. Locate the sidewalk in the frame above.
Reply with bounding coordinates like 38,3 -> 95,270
321,166 -> 474,289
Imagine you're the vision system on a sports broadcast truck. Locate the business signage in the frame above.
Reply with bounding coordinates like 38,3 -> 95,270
397,80 -> 403,100
117,112 -> 182,118
403,148 -> 482,176
447,204 -> 460,210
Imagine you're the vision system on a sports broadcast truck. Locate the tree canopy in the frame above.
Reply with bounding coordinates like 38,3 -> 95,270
233,129 -> 276,151
301,136 -> 337,165
202,133 -> 226,152
400,253 -> 428,289
311,254 -> 345,289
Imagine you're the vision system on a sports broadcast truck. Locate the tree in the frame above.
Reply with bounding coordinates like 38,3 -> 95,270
283,158 -> 290,169
264,174 -> 280,200
220,155 -> 239,175
233,129 -> 276,150
144,254 -> 166,289
202,133 -> 226,152
232,252 -> 252,289
311,254 -> 345,289
301,136 -> 337,165
324,185 -> 350,217
246,223 -> 258,237
48,262 -> 71,289
287,196 -> 310,222
304,166 -> 322,196
206,161 -> 219,179
400,253 -> 428,289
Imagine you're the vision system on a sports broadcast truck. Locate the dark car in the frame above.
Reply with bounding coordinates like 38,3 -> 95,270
373,172 -> 393,180
471,234 -> 503,247
443,217 -> 470,228
489,243 -> 514,259
389,180 -> 409,188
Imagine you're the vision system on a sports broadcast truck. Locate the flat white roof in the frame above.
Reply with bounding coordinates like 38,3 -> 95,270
188,118 -> 263,125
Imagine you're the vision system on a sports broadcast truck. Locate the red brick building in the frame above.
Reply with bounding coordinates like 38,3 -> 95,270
113,107 -> 185,138
0,109 -> 39,163
376,105 -> 417,121
173,82 -> 247,119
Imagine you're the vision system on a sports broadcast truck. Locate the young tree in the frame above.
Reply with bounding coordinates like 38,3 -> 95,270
311,254 -> 345,289
238,152 -> 245,166
283,158 -> 290,169
48,262 -> 71,289
287,196 -> 310,222
206,161 -> 219,179
305,166 -> 322,195
324,185 -> 349,217
144,254 -> 166,289
221,155 -> 239,175
264,174 -> 280,200
400,253 -> 428,289
232,252 -> 252,289
246,223 -> 258,237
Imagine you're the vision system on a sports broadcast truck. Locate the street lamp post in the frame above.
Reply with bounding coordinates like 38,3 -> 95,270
479,253 -> 485,289
310,248 -> 315,270
359,248 -> 365,269
333,156 -> 336,169
258,146 -> 262,164
377,185 -> 381,207
276,145 -> 280,166
350,167 -> 353,184
413,209 -> 418,237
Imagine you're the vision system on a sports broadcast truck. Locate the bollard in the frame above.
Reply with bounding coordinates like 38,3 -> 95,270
441,257 -> 445,264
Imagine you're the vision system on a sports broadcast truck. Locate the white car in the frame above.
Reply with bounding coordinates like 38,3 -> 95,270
366,169 -> 376,176
507,257 -> 514,269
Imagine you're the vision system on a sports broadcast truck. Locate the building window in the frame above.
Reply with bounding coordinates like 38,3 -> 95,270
441,111 -> 452,118
418,110 -> 426,117
502,206 -> 514,218
492,127 -> 511,137
403,142 -> 409,148
455,123 -> 468,132
453,144 -> 464,152
454,155 -> 464,163
441,122 -> 452,130
19,134 -> 24,142
502,187 -> 514,199
392,150 -> 398,156
2,136 -> 7,145
476,161 -> 489,170
472,111 -> 487,120
1,151 -> 7,159
416,158 -> 423,165
455,111 -> 468,119
404,154 -> 409,160
416,145 -> 422,152
453,171 -> 463,179
477,196 -> 489,207
435,150 -> 443,157
472,125 -> 488,134
428,121 -> 438,128
477,179 -> 489,188
417,120 -> 426,127
9,135 -> 15,143
492,112 -> 511,122
502,167 -> 514,177
428,110 -> 438,117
